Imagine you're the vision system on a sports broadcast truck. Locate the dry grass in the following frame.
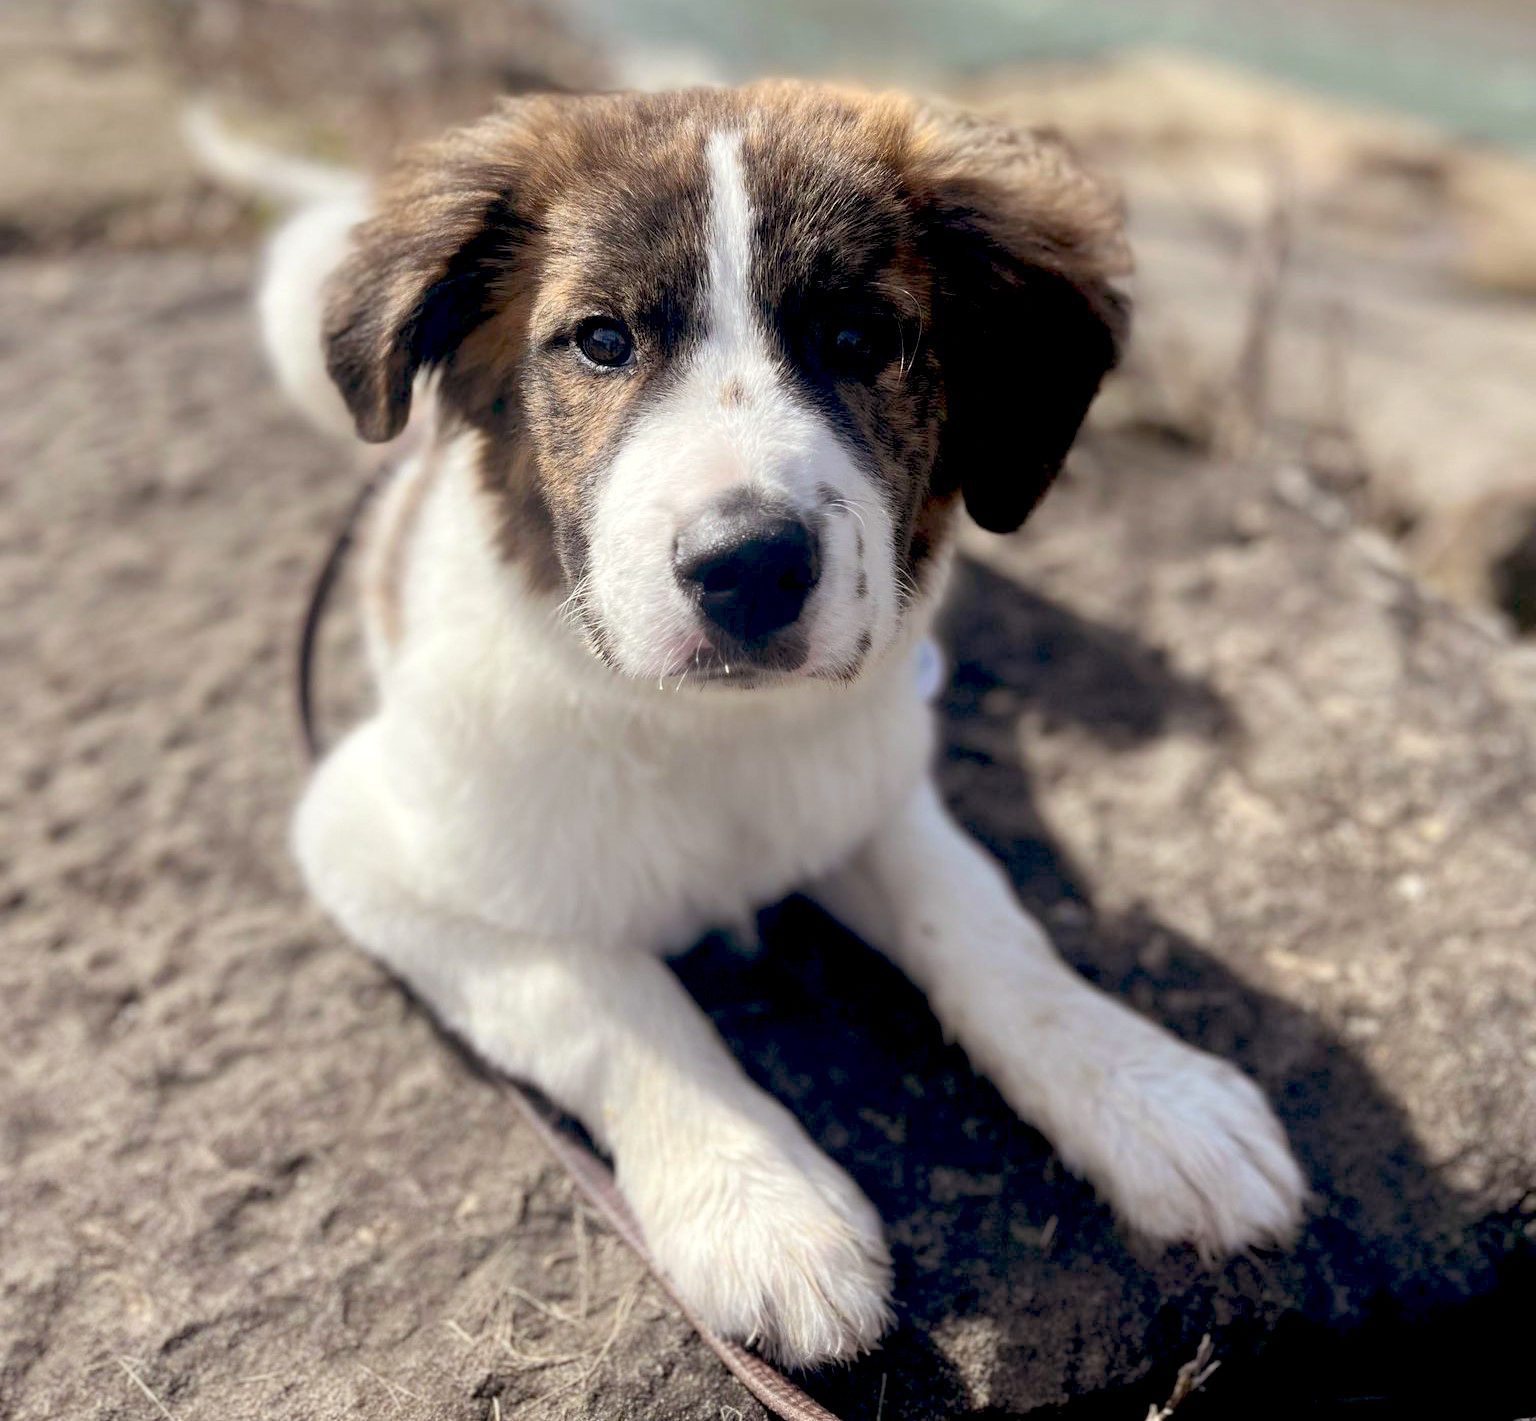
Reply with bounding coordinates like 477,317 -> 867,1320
435,1186 -> 660,1418
114,1357 -> 182,1421
1211,177 -> 1292,465
1144,1334 -> 1220,1420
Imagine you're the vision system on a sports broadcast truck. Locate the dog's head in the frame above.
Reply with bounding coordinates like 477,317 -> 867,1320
324,83 -> 1130,686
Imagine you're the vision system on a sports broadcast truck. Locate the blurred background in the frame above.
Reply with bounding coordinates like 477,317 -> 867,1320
11,0 -> 1536,630
7,4 -> 1536,1419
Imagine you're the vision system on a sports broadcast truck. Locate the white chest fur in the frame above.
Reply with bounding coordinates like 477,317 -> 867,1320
358,436 -> 940,952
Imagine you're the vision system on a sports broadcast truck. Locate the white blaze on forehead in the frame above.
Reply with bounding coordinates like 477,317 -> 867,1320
583,125 -> 902,680
703,130 -> 765,361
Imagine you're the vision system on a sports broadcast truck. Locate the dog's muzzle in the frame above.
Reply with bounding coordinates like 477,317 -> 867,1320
674,497 -> 820,666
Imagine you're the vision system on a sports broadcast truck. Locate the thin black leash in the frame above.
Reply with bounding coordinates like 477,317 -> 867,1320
294,466 -> 846,1421
296,466 -> 387,762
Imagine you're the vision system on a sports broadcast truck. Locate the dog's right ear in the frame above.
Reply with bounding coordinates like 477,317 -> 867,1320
323,100 -> 555,443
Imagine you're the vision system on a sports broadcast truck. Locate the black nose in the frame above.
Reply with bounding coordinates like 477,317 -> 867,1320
675,503 -> 820,646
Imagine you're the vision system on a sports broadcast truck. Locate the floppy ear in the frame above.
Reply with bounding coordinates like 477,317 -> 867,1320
913,107 -> 1131,534
323,100 -> 552,443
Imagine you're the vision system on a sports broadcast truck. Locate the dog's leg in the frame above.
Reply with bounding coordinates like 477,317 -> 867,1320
295,725 -> 893,1365
812,776 -> 1305,1255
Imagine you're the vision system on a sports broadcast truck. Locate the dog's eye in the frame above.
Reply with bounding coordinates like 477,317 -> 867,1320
575,317 -> 634,369
817,316 -> 895,380
834,326 -> 873,364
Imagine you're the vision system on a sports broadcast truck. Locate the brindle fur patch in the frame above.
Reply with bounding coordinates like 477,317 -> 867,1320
737,93 -> 945,591
324,81 -> 1129,618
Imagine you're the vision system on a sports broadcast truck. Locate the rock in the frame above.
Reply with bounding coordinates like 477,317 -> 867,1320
0,19 -> 239,251
966,51 -> 1536,631
970,50 -> 1453,196
1448,147 -> 1536,298
1410,488 -> 1536,632
135,0 -> 609,161
4,244 -> 1535,1420
0,1 -> 605,253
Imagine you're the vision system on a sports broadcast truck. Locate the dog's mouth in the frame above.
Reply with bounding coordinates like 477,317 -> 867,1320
681,664 -> 775,689
573,614 -> 801,691
672,617 -> 819,683
654,645 -> 806,691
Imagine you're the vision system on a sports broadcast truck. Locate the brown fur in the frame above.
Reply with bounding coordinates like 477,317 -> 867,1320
364,446 -> 441,647
322,81 -> 1130,609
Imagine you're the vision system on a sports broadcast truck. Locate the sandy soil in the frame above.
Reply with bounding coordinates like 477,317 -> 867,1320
4,243 -> 1536,1419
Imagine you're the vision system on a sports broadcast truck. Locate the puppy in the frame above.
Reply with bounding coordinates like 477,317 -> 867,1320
251,82 -> 1303,1367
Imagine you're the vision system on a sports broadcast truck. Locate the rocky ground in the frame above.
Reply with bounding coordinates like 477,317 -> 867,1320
5,7 -> 1536,1420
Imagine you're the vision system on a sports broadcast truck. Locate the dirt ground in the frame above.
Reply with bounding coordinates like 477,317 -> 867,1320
6,9 -> 1536,1421
6,243 -> 1536,1418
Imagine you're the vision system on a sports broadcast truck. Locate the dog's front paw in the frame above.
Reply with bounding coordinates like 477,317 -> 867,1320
1034,1016 -> 1306,1259
622,1109 -> 893,1367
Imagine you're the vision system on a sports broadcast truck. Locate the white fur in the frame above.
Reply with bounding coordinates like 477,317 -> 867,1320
810,782 -> 1306,1258
585,132 -> 899,681
184,104 -> 366,208
257,197 -> 373,439
186,106 -> 383,443
248,120 -> 1306,1367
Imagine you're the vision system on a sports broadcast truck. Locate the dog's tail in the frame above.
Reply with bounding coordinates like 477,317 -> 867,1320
187,105 -> 371,441
183,103 -> 365,209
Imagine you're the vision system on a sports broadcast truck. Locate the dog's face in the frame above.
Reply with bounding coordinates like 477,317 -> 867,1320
324,84 -> 1129,686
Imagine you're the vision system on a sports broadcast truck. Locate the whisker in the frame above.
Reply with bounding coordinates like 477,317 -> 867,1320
829,498 -> 867,532
553,572 -> 593,630
890,286 -> 925,379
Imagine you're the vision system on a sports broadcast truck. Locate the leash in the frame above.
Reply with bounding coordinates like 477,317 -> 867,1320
296,465 -> 847,1421
504,1086 -> 846,1421
295,468 -> 386,761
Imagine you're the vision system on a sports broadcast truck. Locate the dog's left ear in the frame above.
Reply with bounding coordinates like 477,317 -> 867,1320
911,106 -> 1132,534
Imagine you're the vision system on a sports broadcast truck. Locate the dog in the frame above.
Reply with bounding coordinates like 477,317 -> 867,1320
217,81 -> 1305,1367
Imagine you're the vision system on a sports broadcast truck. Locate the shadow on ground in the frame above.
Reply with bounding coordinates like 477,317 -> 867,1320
673,559 -> 1536,1420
